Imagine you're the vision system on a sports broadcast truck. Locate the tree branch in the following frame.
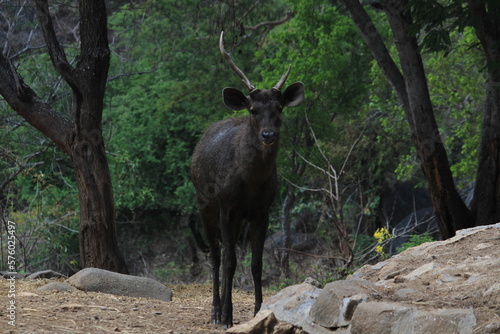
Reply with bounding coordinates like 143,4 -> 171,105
244,12 -> 294,31
0,53 -> 73,153
35,0 -> 78,89
342,0 -> 409,111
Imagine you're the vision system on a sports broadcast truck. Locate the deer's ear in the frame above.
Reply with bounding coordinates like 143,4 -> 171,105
223,88 -> 249,111
282,82 -> 304,107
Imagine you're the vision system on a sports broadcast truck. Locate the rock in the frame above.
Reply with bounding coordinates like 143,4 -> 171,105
394,288 -> 416,298
260,280 -> 335,334
309,279 -> 373,328
227,310 -> 306,334
226,310 -> 278,334
66,268 -> 172,301
303,277 -> 323,289
350,301 -> 476,334
273,322 -> 308,334
350,301 -> 406,334
0,271 -> 28,279
37,282 -> 76,292
403,262 -> 436,281
476,322 -> 500,334
27,270 -> 67,279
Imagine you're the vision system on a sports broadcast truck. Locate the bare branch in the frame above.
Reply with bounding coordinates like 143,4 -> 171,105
35,0 -> 77,88
244,12 -> 294,31
0,53 -> 73,153
282,175 -> 328,193
108,68 -> 158,82
342,0 -> 409,111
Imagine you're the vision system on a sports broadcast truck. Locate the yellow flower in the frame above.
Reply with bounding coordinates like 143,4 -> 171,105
374,227 -> 392,257
374,227 -> 391,243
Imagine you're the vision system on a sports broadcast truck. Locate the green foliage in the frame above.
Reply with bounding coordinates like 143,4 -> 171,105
105,0 -> 291,214
425,28 -> 484,187
153,261 -> 191,283
408,0 -> 471,53
254,0 -> 377,229
362,21 -> 485,186
1,97 -> 79,274
396,233 -> 435,253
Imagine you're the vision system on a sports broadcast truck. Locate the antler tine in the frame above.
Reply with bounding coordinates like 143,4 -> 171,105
273,64 -> 292,91
219,31 -> 256,92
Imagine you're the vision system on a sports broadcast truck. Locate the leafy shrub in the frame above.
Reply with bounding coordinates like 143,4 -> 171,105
396,233 -> 434,253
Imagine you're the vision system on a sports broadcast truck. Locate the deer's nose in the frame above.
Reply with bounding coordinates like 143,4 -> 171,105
261,130 -> 277,145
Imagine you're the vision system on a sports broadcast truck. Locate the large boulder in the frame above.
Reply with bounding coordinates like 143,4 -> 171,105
66,267 -> 172,301
349,301 -> 476,334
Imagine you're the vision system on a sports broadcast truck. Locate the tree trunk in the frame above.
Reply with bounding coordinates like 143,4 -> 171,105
0,0 -> 128,273
343,0 -> 474,238
384,0 -> 474,238
467,0 -> 500,226
73,136 -> 128,273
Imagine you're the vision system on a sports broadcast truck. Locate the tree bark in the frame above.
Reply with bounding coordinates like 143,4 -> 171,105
73,139 -> 127,273
343,0 -> 474,238
467,0 -> 500,226
0,0 -> 128,273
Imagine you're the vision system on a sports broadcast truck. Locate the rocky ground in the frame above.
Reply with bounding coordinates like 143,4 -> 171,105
230,223 -> 500,333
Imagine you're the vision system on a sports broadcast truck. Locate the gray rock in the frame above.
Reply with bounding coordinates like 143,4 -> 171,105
413,308 -> 476,334
394,288 -> 416,298
27,270 -> 67,279
227,310 -> 306,334
227,310 -> 278,334
66,267 -> 172,301
309,279 -> 374,328
350,301 -> 405,334
350,301 -> 476,334
260,281 -> 335,334
37,282 -> 76,292
0,271 -> 28,279
403,262 -> 436,280
476,322 -> 500,334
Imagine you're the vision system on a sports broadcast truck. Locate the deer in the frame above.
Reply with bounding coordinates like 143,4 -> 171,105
190,31 -> 304,328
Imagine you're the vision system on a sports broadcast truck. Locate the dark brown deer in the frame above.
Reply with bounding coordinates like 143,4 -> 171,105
190,32 -> 304,328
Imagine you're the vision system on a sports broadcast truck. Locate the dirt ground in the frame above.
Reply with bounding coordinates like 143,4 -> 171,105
0,280 -> 270,334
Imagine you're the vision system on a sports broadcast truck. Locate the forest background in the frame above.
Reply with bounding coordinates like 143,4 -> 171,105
0,0 -> 494,287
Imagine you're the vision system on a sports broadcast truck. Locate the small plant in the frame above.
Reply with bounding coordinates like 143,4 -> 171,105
154,261 -> 190,283
373,227 -> 392,258
269,278 -> 298,292
396,233 -> 434,253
